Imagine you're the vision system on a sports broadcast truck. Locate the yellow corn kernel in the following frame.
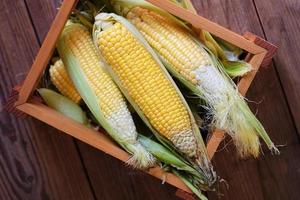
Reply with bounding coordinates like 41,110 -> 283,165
57,23 -> 156,169
96,21 -> 197,157
127,7 -> 212,84
61,24 -> 138,142
49,59 -> 81,104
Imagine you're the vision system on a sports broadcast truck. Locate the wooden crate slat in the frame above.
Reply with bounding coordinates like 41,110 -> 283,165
238,52 -> 266,96
16,0 -> 77,105
244,32 -> 278,68
147,0 -> 265,54
10,0 -> 278,197
16,102 -> 191,193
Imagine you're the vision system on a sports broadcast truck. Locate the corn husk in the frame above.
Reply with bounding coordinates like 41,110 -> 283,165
111,0 -> 278,157
200,31 -> 251,77
93,13 -> 216,188
172,169 -> 208,200
158,0 -> 251,78
56,22 -> 155,169
165,38 -> 279,157
38,88 -> 88,125
39,86 -> 209,197
171,0 -> 252,78
110,0 -> 193,31
110,0 -> 251,78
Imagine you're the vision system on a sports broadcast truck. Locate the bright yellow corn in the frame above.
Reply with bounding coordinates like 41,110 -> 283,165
95,18 -> 197,157
127,7 -> 212,85
61,24 -> 136,139
57,23 -> 155,168
124,7 -> 278,157
49,59 -> 81,104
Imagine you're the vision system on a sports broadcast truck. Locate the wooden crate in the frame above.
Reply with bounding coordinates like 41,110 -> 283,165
7,0 -> 277,197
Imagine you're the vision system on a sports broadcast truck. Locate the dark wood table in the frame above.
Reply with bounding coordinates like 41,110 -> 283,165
1,0 -> 300,199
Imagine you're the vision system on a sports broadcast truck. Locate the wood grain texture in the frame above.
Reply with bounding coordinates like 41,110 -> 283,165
2,0 -> 300,199
24,0 -> 61,43
78,141 -> 181,200
243,32 -> 278,68
16,0 -> 77,105
253,0 -> 300,136
0,0 -> 94,199
16,102 -> 190,193
190,0 -> 300,200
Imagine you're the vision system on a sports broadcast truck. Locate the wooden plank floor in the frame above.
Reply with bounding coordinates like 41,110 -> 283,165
0,0 -> 299,199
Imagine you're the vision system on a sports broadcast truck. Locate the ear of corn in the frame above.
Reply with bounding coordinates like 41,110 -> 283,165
111,0 -> 192,32
49,59 -> 82,104
38,87 -> 208,197
56,22 -> 155,169
117,5 -> 278,157
38,88 -> 88,125
93,13 -> 216,187
111,0 -> 164,17
170,0 -> 252,77
114,0 -> 251,78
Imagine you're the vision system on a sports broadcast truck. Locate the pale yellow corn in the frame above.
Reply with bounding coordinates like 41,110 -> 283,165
125,7 -> 279,158
49,59 -> 81,104
62,24 -> 137,142
96,21 -> 197,157
127,7 -> 212,84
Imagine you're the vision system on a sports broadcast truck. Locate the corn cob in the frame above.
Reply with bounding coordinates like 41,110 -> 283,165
49,59 -> 82,104
113,4 -> 278,157
95,14 -> 194,157
56,22 -> 155,169
38,88 -> 88,125
93,13 -> 216,186
170,0 -> 252,78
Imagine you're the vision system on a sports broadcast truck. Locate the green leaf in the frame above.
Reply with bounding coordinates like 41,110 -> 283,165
222,60 -> 252,78
138,135 -> 200,177
172,169 -> 208,200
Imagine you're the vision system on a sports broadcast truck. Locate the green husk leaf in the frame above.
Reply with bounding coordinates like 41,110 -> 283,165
172,169 -> 208,200
57,22 -> 155,169
90,0 -> 114,12
203,40 -> 218,59
214,36 -> 243,59
203,31 -> 227,60
167,0 -> 250,78
111,0 -> 160,16
207,49 -> 279,156
162,29 -> 278,157
201,32 -> 252,77
94,13 -> 216,186
57,29 -> 125,149
110,0 -> 195,33
38,88 -> 88,125
138,135 -> 200,177
73,10 -> 94,30
173,0 -> 197,12
222,60 -> 252,78
203,33 -> 251,77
